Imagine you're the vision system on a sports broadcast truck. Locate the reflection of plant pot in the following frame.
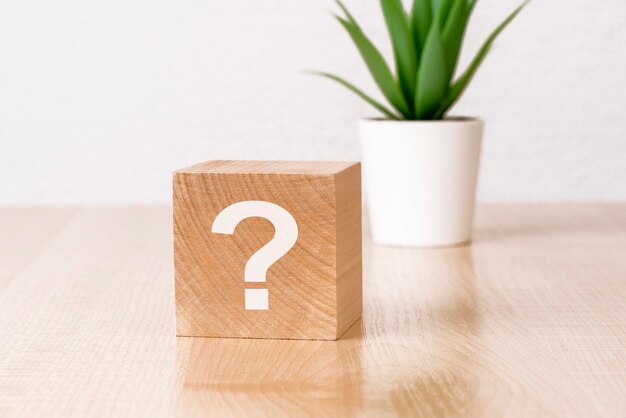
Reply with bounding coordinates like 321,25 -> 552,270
359,118 -> 484,248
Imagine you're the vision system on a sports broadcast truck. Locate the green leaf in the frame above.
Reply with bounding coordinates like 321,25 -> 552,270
433,0 -> 454,25
411,0 -> 432,54
335,0 -> 358,25
307,71 -> 401,120
334,7 -> 411,117
435,0 -> 530,118
468,0 -> 478,16
380,0 -> 418,109
415,19 -> 448,119
442,0 -> 470,83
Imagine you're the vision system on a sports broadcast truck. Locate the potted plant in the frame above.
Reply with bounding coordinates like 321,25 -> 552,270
313,0 -> 529,247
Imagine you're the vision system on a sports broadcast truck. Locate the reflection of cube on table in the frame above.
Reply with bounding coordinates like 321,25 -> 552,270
173,160 -> 362,341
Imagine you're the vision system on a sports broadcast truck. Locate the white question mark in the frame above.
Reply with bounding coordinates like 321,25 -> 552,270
211,201 -> 298,311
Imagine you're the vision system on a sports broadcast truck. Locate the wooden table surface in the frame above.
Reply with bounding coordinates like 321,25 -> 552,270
1,204 -> 625,417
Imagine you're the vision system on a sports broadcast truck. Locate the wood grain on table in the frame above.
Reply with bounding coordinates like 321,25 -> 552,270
0,204 -> 625,417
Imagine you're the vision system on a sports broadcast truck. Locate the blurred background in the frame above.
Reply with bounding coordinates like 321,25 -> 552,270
0,0 -> 624,204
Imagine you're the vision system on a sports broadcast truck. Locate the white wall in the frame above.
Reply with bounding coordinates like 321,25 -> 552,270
1,0 -> 624,204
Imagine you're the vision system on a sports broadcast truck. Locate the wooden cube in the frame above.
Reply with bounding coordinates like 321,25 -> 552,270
173,161 -> 362,340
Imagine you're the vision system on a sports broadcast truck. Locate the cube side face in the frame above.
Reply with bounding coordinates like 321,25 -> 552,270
335,164 -> 363,338
173,170 -> 340,340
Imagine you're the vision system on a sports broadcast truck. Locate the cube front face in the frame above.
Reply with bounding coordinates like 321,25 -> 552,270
173,161 -> 362,340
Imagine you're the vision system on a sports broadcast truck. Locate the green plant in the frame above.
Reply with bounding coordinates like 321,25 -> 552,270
312,0 -> 529,120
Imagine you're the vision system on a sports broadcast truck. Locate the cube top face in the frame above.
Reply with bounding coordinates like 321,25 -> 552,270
176,160 -> 358,175
173,160 -> 362,340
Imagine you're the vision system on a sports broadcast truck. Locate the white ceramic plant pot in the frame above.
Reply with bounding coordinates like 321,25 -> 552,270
359,118 -> 484,247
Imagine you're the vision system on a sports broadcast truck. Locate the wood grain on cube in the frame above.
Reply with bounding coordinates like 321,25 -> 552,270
173,160 -> 362,340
